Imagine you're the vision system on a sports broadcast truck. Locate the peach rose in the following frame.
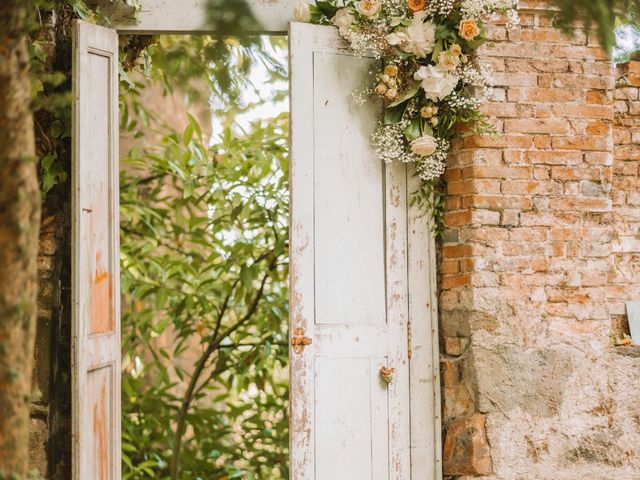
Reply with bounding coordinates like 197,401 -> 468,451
459,19 -> 481,41
438,51 -> 460,71
384,64 -> 399,77
449,43 -> 462,57
407,0 -> 426,12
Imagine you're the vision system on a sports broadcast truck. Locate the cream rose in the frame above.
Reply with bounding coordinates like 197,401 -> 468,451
331,8 -> 356,31
414,64 -> 459,101
386,11 -> 436,58
411,135 -> 438,156
459,19 -> 481,41
449,43 -> 462,57
356,0 -> 382,18
438,51 -> 460,71
294,1 -> 311,22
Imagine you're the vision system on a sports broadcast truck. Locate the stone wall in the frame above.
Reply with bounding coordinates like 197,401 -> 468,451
440,3 -> 640,479
31,194 -> 72,479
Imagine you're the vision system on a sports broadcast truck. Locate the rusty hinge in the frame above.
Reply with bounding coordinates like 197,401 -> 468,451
291,327 -> 312,354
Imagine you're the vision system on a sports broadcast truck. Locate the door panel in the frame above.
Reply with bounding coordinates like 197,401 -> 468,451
313,51 -> 386,328
315,357 -> 389,480
290,22 -> 411,480
72,20 -> 120,480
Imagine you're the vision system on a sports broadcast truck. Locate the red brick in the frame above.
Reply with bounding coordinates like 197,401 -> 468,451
442,274 -> 472,289
504,118 -> 568,134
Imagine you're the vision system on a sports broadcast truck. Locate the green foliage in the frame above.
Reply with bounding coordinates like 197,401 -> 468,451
28,0 -> 82,195
552,0 -> 640,54
120,36 -> 289,480
411,178 -> 446,237
29,0 -> 133,196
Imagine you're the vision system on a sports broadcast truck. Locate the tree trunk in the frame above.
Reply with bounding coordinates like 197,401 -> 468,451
0,2 -> 41,478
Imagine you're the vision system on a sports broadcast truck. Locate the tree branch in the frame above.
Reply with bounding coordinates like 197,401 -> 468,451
168,254 -> 277,480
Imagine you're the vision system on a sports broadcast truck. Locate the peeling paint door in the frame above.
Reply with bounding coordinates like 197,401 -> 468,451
289,22 -> 425,480
72,20 -> 121,480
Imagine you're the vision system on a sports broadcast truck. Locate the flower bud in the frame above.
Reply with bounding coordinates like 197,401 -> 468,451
375,83 -> 388,95
420,106 -> 432,118
385,88 -> 398,100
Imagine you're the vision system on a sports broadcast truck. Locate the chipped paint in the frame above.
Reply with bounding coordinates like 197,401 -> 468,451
93,382 -> 109,480
91,251 -> 112,334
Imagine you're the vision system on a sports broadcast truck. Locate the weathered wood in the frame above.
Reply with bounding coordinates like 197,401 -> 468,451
290,22 -> 440,478
627,301 -> 640,345
72,20 -> 121,480
113,0 -> 299,33
408,169 -> 443,480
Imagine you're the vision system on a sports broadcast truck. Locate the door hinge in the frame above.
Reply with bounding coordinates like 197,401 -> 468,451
291,327 -> 312,354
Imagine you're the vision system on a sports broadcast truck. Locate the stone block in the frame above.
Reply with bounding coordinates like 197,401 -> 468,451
443,414 -> 492,476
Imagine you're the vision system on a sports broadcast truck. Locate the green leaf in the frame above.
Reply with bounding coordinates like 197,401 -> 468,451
431,39 -> 444,62
182,124 -> 194,146
50,120 -> 64,138
384,101 -> 408,125
314,1 -> 339,18
404,116 -> 422,141
389,80 -> 421,108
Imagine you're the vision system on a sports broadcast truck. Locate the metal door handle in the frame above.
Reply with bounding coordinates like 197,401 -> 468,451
380,366 -> 395,384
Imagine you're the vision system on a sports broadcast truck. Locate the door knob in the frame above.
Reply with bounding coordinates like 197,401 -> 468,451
380,366 -> 395,384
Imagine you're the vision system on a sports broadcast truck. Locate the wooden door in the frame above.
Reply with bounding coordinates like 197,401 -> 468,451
290,22 -> 440,480
71,20 -> 121,480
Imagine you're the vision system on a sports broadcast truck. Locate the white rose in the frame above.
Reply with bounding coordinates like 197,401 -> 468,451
386,12 -> 436,58
411,135 -> 438,156
386,31 -> 408,46
437,51 -> 460,71
403,11 -> 436,58
294,1 -> 311,22
414,65 -> 459,101
356,0 -> 382,18
331,8 -> 356,31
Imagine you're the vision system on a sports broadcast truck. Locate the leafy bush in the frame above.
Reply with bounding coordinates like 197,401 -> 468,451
119,36 -> 289,480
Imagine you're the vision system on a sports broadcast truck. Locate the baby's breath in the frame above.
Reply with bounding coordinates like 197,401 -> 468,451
371,120 -> 418,164
416,138 -> 449,181
308,0 -> 520,232
425,0 -> 457,18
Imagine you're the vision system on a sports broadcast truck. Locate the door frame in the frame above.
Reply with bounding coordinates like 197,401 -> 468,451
107,5 -> 442,476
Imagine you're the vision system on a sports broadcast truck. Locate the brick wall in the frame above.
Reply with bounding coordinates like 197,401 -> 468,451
612,62 -> 640,340
440,3 -> 640,479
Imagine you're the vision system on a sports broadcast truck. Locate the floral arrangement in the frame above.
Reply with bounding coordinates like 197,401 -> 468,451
294,0 -> 519,231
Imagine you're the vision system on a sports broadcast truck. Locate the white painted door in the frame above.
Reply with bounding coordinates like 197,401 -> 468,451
71,20 -> 121,480
289,22 -> 441,480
